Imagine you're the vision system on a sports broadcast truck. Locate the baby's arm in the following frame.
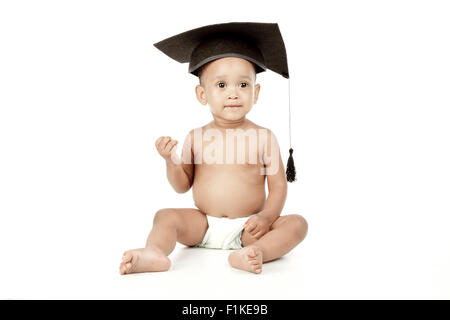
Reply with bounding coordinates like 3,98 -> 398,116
243,130 -> 287,238
155,133 -> 194,194
259,130 -> 287,224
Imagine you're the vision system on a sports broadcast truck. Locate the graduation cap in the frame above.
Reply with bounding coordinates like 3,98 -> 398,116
153,22 -> 296,182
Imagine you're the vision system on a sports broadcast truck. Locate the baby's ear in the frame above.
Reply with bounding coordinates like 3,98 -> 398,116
253,83 -> 261,104
195,84 -> 207,105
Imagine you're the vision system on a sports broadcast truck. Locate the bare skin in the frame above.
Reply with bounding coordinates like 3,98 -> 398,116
120,208 -> 207,274
119,57 -> 308,275
192,119 -> 267,218
228,245 -> 263,274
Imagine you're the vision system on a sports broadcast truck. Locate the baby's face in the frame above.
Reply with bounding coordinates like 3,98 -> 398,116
195,57 -> 260,122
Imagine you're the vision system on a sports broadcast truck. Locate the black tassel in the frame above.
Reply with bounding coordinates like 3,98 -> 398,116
286,148 -> 296,182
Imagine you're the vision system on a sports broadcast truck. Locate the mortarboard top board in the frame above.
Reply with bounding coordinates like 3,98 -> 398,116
153,22 -> 289,79
153,22 -> 296,182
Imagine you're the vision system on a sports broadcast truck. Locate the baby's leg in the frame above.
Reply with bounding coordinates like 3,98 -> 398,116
229,214 -> 308,273
119,208 -> 207,275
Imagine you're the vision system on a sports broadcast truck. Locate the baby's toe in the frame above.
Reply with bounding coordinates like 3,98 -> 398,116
247,247 -> 257,258
252,262 -> 262,272
120,251 -> 136,274
122,251 -> 132,263
119,262 -> 127,275
125,261 -> 133,272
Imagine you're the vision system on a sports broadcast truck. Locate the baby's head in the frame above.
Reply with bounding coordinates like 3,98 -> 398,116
195,57 -> 261,123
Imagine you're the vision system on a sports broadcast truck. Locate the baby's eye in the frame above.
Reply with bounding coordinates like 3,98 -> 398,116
240,82 -> 248,88
217,82 -> 226,88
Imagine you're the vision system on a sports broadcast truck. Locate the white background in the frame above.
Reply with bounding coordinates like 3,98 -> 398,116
1,0 -> 449,299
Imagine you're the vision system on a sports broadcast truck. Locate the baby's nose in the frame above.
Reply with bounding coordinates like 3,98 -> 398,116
227,86 -> 239,97
227,91 -> 239,99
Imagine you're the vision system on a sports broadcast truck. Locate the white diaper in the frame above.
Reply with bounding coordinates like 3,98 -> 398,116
196,212 -> 260,250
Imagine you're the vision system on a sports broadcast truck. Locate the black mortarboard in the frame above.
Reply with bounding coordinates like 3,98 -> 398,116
153,22 -> 296,182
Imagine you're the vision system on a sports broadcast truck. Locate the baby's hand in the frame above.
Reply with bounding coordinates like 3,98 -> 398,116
155,136 -> 179,163
243,215 -> 271,240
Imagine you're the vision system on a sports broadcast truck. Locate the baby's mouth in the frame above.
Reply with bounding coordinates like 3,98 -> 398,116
224,104 -> 242,108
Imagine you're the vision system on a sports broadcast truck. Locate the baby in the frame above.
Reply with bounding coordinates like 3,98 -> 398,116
119,56 -> 308,275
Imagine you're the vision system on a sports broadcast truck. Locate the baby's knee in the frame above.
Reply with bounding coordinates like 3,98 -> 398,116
290,214 -> 308,239
153,208 -> 179,227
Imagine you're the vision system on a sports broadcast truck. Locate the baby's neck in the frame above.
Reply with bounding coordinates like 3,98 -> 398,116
211,117 -> 249,130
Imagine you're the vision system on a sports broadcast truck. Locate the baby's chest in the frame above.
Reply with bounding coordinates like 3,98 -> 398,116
193,138 -> 263,166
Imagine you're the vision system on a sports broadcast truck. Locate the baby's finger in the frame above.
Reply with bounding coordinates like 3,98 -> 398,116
245,223 -> 257,233
254,230 -> 265,239
250,226 -> 259,236
158,136 -> 171,150
164,139 -> 178,153
155,137 -> 164,150
167,142 -> 178,156
156,136 -> 165,149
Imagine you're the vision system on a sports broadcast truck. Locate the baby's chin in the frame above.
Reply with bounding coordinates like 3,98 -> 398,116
220,110 -> 249,121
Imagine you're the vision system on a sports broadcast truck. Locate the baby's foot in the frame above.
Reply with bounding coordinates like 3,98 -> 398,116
119,247 -> 171,275
228,245 -> 263,274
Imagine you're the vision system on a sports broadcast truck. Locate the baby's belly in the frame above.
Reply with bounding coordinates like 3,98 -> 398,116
192,165 -> 266,218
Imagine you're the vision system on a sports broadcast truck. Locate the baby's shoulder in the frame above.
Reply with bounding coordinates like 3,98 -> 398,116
249,123 -> 275,137
183,125 -> 208,146
242,120 -> 269,132
185,125 -> 207,137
